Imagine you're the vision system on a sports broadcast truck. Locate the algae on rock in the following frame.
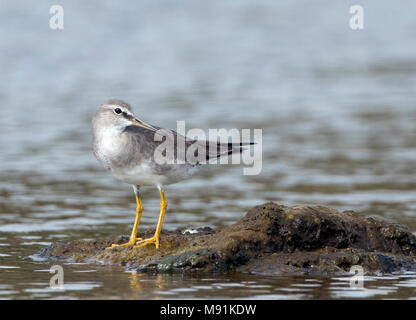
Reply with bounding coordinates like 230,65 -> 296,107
38,202 -> 416,275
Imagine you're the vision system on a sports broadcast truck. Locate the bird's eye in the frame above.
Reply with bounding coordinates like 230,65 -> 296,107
114,108 -> 122,114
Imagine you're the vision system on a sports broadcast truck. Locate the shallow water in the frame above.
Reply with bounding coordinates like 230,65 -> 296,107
0,1 -> 416,299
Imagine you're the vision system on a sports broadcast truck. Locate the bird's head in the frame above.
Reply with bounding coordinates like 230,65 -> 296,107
93,99 -> 156,132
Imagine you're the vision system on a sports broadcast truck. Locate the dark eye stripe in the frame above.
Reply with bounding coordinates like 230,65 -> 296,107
122,112 -> 133,120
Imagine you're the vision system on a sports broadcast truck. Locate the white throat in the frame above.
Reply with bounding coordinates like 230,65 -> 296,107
97,125 -> 126,157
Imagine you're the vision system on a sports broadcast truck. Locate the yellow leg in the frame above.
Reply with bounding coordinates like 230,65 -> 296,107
134,189 -> 167,249
106,192 -> 143,250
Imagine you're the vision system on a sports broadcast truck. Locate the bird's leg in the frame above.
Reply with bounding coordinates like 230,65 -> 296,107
106,188 -> 143,250
134,188 -> 167,249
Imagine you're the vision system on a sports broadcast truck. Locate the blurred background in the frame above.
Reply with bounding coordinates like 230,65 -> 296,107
0,0 -> 415,299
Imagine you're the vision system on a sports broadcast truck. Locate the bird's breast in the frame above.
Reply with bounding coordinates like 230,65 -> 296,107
112,163 -> 163,186
94,128 -> 134,169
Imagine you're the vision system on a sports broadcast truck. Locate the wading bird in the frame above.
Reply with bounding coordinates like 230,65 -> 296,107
92,99 -> 252,250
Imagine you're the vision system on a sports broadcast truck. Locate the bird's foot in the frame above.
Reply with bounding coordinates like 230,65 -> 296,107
133,236 -> 159,249
105,238 -> 143,250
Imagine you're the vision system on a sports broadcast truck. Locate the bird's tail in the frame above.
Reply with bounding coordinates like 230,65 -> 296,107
209,141 -> 255,160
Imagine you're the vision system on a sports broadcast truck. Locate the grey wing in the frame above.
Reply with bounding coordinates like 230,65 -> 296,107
123,125 -> 253,166
157,128 -> 254,163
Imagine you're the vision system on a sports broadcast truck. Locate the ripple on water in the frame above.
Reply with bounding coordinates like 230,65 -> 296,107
24,282 -> 102,294
330,287 -> 397,299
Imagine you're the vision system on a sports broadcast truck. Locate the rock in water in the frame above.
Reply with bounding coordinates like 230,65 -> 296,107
37,202 -> 416,275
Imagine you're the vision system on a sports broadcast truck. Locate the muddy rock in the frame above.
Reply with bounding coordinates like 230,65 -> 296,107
37,202 -> 416,275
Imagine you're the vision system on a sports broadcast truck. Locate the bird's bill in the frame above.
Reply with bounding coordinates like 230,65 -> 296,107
131,117 -> 157,131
